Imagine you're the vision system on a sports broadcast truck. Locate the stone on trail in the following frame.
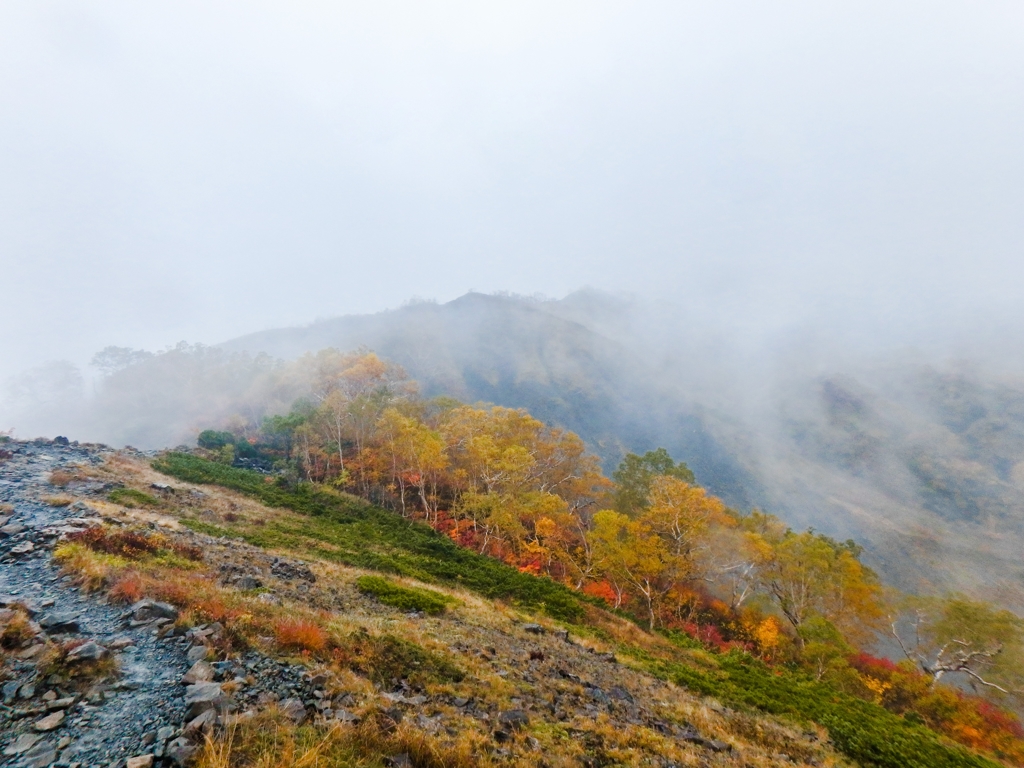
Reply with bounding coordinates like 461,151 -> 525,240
183,682 -> 233,720
33,709 -> 65,731
181,660 -> 215,684
19,741 -> 57,768
66,640 -> 107,662
3,732 -> 41,756
38,611 -> 80,632
127,756 -> 156,768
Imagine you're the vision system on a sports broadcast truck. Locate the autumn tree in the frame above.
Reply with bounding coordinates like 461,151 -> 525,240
612,448 -> 695,516
758,530 -> 883,647
590,509 -> 682,629
891,595 -> 1024,700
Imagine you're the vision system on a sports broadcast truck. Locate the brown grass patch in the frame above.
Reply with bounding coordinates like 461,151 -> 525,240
48,470 -> 76,487
195,707 -> 486,768
0,608 -> 36,649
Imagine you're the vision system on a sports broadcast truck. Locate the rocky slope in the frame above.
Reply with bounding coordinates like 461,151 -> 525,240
0,439 -> 851,768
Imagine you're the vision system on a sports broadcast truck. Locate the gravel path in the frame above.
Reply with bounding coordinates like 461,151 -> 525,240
0,441 -> 190,768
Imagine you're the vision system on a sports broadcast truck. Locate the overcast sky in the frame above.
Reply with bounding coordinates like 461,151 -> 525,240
2,1 -> 1023,375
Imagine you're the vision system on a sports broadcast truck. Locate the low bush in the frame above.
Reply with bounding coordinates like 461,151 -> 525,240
48,470 -> 75,487
344,630 -> 464,688
633,643 -> 1003,768
108,487 -> 161,507
274,618 -> 328,654
0,607 -> 36,649
356,575 -> 456,615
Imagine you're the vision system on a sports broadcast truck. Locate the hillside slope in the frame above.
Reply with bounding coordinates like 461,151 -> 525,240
3,439 -> 1010,768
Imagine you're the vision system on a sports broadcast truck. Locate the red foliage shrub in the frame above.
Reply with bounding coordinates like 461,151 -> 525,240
67,527 -> 162,559
275,618 -> 327,653
108,572 -> 145,604
582,580 -> 618,605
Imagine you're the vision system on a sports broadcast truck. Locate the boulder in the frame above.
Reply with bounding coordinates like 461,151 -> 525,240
3,732 -> 41,756
183,682 -> 233,719
181,660 -> 215,684
38,611 -> 80,632
498,709 -> 529,731
127,756 -> 156,768
20,741 -> 57,768
66,641 -> 107,662
280,697 -> 308,724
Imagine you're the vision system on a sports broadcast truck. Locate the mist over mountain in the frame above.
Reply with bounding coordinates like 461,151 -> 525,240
201,291 -> 1024,606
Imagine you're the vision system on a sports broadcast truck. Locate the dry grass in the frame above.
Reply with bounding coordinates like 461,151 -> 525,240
274,619 -> 329,654
0,607 -> 36,649
195,707 -> 489,768
43,495 -> 74,507
48,469 -> 76,487
38,638 -> 119,686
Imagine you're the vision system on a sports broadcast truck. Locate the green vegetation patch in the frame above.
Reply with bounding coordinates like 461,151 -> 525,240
153,453 -> 586,622
629,643 -> 1002,768
346,630 -> 463,687
356,575 -> 456,615
108,487 -> 161,508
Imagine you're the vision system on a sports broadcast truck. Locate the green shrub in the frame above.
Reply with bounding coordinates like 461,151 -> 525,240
632,642 -> 1002,768
356,575 -> 456,615
346,630 -> 463,687
108,488 -> 160,508
198,429 -> 236,450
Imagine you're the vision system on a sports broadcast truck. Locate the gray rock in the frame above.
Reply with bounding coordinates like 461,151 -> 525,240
38,611 -> 80,632
10,541 -> 35,555
19,741 -> 57,768
3,732 -> 41,756
384,754 -> 413,768
498,709 -> 529,731
0,523 -> 26,537
280,697 -> 308,724
183,682 -> 233,719
66,640 -> 107,662
181,660 -> 214,684
33,710 -> 65,731
186,644 -> 209,662
522,623 -> 545,635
